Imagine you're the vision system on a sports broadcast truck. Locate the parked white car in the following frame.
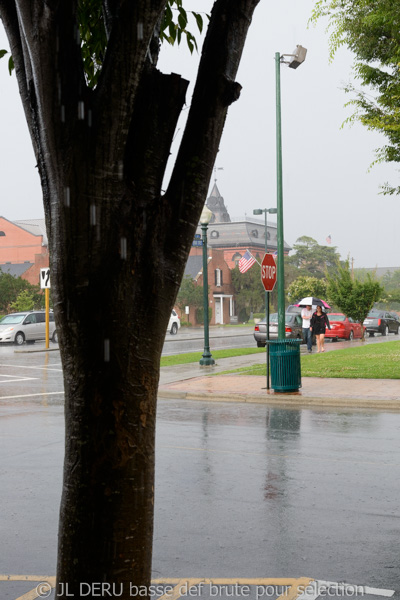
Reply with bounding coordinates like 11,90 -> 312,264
0,310 -> 57,345
168,310 -> 181,335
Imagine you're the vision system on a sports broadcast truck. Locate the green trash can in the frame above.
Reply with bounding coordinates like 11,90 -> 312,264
267,339 -> 302,392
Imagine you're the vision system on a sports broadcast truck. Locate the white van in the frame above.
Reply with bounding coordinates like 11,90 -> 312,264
0,311 -> 57,345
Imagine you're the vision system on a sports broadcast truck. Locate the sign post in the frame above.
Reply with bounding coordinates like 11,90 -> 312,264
40,268 -> 51,349
261,254 -> 277,389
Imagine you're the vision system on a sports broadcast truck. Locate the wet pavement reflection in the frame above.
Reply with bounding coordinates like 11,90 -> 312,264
0,344 -> 399,598
153,401 -> 400,589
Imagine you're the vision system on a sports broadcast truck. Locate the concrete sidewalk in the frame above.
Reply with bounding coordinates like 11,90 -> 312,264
158,354 -> 400,410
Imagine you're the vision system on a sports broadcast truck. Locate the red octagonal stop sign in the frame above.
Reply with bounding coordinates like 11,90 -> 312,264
261,253 -> 277,291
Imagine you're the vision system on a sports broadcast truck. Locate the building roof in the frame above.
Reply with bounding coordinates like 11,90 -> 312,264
14,218 -> 47,246
184,255 -> 204,280
195,217 -> 291,253
206,183 -> 231,223
0,262 -> 33,277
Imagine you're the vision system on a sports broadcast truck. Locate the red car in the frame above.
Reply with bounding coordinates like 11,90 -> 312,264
325,313 -> 364,341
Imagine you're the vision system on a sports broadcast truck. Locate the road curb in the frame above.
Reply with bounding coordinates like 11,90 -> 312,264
14,346 -> 60,353
158,387 -> 400,411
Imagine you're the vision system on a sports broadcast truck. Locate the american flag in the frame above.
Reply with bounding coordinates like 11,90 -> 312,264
238,250 -> 256,273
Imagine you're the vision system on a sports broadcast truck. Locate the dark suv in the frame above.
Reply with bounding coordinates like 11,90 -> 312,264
363,310 -> 400,336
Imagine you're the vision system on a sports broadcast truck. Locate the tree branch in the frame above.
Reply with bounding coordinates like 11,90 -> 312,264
165,0 -> 260,269
94,0 -> 168,168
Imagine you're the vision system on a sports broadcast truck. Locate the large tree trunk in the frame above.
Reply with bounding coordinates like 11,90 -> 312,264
0,0 -> 260,597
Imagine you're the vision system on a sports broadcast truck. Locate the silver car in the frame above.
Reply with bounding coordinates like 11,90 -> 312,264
253,312 -> 303,347
0,311 -> 57,345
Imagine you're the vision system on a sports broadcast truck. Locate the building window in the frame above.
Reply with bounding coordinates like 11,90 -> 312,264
232,253 -> 242,267
251,230 -> 259,238
0,231 -> 5,236
215,268 -> 223,287
210,230 -> 219,238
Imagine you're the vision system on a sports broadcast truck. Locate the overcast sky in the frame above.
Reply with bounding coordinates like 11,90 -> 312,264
1,0 -> 399,269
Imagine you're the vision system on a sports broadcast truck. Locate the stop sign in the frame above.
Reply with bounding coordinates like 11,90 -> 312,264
261,253 -> 277,291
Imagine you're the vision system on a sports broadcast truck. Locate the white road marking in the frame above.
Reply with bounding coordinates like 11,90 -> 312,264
0,378 -> 38,383
0,363 -> 63,372
0,391 -> 64,400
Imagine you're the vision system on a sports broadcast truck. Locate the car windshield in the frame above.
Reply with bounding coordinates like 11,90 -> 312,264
329,315 -> 346,322
367,311 -> 381,318
0,314 -> 26,325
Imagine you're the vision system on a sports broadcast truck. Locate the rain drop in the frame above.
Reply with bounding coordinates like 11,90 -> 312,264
120,237 -> 127,259
104,339 -> 110,362
90,204 -> 96,226
78,101 -> 85,120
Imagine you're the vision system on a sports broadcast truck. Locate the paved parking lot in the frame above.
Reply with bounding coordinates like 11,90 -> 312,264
1,343 -> 400,600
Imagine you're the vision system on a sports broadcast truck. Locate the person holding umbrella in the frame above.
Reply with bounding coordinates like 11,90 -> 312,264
310,305 -> 331,353
301,304 -> 313,353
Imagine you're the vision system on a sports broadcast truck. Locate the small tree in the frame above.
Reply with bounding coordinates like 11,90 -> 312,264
9,290 -> 35,312
327,262 -> 383,340
0,272 -> 42,312
287,276 -> 328,304
175,275 -> 204,322
231,263 -> 264,316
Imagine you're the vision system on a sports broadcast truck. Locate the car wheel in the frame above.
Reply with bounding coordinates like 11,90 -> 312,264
395,327 -> 399,335
382,325 -> 388,336
349,330 -> 354,341
170,323 -> 178,335
15,332 -> 25,346
257,342 -> 266,348
369,332 -> 374,337
52,330 -> 58,343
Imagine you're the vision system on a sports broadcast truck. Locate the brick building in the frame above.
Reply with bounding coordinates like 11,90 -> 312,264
182,249 -> 234,325
190,183 -> 291,269
0,217 -> 49,286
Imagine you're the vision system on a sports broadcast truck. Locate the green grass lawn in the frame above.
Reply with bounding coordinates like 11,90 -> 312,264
220,341 -> 400,379
160,346 -> 264,367
160,341 -> 400,379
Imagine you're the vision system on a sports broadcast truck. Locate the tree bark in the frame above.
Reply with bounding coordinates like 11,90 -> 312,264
0,0 -> 260,597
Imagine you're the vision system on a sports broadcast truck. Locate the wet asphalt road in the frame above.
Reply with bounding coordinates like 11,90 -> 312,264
0,343 -> 400,599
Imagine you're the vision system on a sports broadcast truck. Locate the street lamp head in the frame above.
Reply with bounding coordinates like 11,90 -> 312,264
253,209 -> 263,215
288,45 -> 307,69
200,205 -> 213,225
268,208 -> 278,215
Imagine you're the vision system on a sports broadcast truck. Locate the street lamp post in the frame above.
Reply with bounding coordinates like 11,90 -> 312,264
253,207 -> 277,389
275,45 -> 307,338
199,205 -> 215,366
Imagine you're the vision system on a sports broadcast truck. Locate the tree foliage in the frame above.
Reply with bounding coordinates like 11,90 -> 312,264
0,272 -> 42,313
287,276 -> 328,304
326,261 -> 383,338
231,262 -> 265,315
311,0 -> 400,194
9,289 -> 35,312
1,0 -> 206,87
287,236 -> 342,278
175,275 -> 204,314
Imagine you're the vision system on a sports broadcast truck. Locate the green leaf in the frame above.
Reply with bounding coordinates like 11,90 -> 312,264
8,56 -> 14,75
0,49 -> 8,59
193,12 -> 204,34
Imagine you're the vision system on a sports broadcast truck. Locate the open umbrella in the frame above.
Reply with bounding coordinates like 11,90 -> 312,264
296,296 -> 331,309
